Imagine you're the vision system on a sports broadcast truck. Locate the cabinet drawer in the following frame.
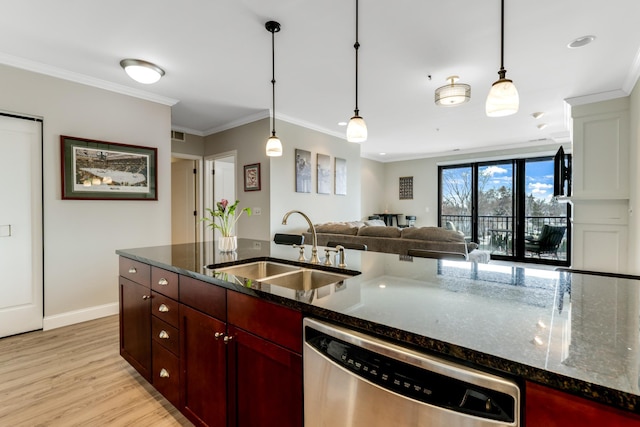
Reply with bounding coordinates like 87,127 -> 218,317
152,316 -> 180,356
151,267 -> 179,299
119,257 -> 151,287
152,341 -> 180,408
179,275 -> 226,320
152,291 -> 179,327
228,291 -> 302,354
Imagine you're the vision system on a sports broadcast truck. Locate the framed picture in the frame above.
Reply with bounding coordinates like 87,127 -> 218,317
317,153 -> 331,194
399,176 -> 413,200
60,135 -> 157,200
295,149 -> 312,193
335,157 -> 347,195
244,163 -> 261,191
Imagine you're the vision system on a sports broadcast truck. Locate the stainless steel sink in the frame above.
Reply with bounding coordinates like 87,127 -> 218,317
263,269 -> 349,291
215,261 -> 300,279
212,260 -> 352,291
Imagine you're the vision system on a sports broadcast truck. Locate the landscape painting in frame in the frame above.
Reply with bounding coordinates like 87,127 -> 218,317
317,153 -> 331,194
60,135 -> 157,200
335,157 -> 347,195
295,148 -> 312,193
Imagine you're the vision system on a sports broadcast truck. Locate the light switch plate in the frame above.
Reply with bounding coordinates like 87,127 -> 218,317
0,224 -> 11,237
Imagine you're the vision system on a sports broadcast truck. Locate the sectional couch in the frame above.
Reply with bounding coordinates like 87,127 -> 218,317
301,220 -> 489,262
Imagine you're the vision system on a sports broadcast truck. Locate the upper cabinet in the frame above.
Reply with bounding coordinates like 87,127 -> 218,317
570,97 -> 630,200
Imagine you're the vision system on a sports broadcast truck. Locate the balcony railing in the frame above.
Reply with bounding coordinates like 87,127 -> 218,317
442,215 -> 568,260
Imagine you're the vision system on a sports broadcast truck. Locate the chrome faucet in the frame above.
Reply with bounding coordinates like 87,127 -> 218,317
282,210 -> 320,264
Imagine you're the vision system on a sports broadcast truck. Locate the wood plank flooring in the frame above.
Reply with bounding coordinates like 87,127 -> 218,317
0,315 -> 193,427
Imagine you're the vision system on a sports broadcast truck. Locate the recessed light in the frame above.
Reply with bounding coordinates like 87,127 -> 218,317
379,284 -> 386,289
568,35 -> 596,49
532,112 -> 544,119
537,123 -> 548,130
338,122 -> 347,126
379,152 -> 387,156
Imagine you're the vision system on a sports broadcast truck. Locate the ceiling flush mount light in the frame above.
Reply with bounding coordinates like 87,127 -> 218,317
265,20 -> 283,157
435,76 -> 471,106
568,35 -> 596,49
532,111 -> 545,119
485,0 -> 519,117
119,59 -> 165,84
347,0 -> 367,143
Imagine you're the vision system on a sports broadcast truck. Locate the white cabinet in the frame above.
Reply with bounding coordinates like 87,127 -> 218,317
567,97 -> 630,273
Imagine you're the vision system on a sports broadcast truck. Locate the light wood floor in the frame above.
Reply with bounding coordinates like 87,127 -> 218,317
0,315 -> 193,427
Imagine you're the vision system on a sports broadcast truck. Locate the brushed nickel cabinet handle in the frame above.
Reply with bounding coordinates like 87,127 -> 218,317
142,295 -> 150,300
159,368 -> 170,378
223,335 -> 234,344
214,332 -> 224,339
159,330 -> 170,339
128,267 -> 137,274
158,304 -> 169,312
158,278 -> 169,286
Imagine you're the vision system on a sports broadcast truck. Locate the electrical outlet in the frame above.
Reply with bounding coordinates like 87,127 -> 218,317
253,207 -> 262,215
253,241 -> 262,249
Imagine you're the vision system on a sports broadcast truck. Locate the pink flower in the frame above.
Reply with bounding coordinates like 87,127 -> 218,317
220,199 -> 229,209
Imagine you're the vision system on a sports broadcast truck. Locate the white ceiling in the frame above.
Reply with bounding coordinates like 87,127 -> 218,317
2,0 -> 640,162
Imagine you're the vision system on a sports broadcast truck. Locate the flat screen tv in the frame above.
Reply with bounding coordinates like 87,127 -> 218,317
553,146 -> 571,197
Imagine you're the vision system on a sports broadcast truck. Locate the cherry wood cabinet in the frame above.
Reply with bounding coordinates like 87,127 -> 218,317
180,304 -> 228,427
119,257 -> 151,381
526,381 -> 640,426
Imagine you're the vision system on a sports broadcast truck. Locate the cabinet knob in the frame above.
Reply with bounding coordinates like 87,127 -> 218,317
159,330 -> 170,339
159,368 -> 170,378
214,332 -> 224,340
223,335 -> 234,344
158,278 -> 169,286
142,295 -> 150,300
128,267 -> 137,274
158,304 -> 169,312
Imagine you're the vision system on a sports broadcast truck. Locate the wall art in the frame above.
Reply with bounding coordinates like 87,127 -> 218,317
317,153 -> 331,194
295,149 -> 312,193
244,163 -> 261,191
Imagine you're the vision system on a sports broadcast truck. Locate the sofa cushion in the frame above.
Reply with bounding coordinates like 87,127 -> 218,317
401,226 -> 465,242
314,223 -> 359,235
357,225 -> 401,238
364,219 -> 386,227
346,221 -> 366,229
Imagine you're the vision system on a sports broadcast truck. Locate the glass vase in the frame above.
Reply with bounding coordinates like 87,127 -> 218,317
218,236 -> 237,252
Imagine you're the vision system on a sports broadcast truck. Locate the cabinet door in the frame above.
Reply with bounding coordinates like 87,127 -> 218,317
180,304 -> 228,427
119,277 -> 151,380
526,381 -> 640,426
227,325 -> 303,427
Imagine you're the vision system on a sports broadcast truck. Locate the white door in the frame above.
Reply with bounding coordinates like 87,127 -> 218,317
171,158 -> 197,244
0,114 -> 43,337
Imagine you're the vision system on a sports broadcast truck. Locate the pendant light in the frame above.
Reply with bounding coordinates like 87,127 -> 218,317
485,0 -> 519,117
265,21 -> 283,157
346,0 -> 367,143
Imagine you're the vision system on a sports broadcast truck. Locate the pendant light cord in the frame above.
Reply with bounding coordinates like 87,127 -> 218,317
498,0 -> 506,79
271,28 -> 277,136
353,0 -> 360,116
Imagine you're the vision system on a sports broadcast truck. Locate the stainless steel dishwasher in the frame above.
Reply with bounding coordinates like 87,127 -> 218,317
303,318 -> 520,426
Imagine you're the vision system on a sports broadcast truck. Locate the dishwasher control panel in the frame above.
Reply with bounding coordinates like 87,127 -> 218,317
306,325 -> 517,424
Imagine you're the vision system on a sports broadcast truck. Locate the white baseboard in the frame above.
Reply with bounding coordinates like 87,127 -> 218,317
43,302 -> 119,331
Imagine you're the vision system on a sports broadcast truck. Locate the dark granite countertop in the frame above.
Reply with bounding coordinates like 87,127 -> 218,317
116,239 -> 640,414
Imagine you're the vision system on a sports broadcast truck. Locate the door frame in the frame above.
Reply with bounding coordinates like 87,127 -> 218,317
204,150 -> 237,243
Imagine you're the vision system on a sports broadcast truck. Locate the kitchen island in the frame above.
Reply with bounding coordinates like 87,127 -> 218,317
117,239 -> 640,425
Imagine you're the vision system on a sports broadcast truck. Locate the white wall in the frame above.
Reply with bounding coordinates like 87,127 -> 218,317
360,157 -> 385,220
269,120 -> 362,236
0,64 -> 172,329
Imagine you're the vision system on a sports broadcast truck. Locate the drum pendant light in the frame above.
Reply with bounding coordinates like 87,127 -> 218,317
486,0 -> 519,117
346,0 -> 367,143
265,20 -> 283,157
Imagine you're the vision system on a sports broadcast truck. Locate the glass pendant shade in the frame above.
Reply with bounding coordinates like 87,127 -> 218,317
266,135 -> 283,157
485,78 -> 519,117
347,115 -> 367,143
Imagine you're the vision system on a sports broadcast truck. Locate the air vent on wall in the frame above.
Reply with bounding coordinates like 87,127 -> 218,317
171,130 -> 185,142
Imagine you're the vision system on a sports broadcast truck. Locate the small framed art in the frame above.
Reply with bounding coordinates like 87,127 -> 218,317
244,163 -> 261,191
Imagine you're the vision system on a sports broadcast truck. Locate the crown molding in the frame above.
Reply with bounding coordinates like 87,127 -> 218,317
0,52 -> 179,106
